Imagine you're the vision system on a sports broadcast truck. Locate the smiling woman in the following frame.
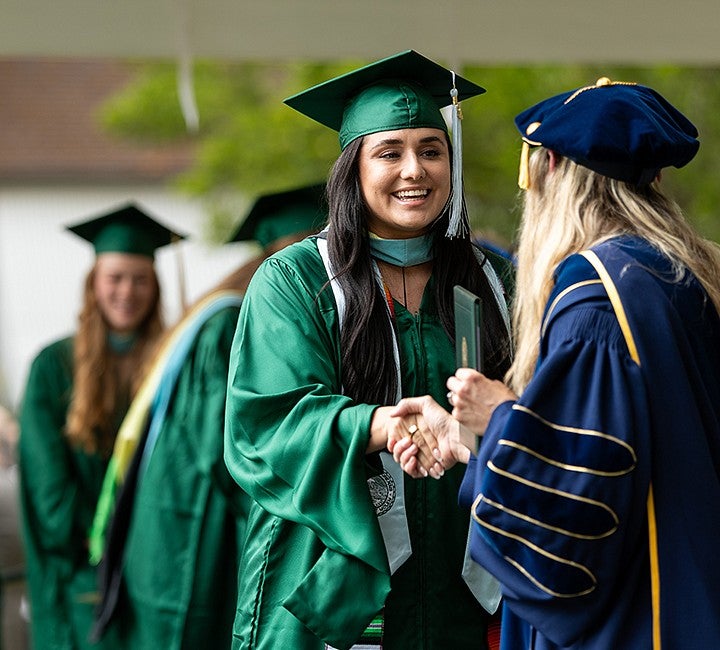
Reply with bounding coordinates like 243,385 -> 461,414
359,128 -> 451,240
18,203 -> 181,650
223,50 -> 515,650
93,252 -> 158,335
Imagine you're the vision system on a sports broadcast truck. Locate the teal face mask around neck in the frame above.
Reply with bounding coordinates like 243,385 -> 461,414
107,331 -> 138,354
368,232 -> 434,267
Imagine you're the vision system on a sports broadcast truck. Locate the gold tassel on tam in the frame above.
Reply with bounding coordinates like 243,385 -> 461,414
518,141 -> 531,190
518,121 -> 542,190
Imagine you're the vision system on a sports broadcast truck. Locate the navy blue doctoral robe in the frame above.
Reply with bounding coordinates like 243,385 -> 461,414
460,235 -> 720,649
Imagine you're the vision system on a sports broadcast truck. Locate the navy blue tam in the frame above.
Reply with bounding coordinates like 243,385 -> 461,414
515,78 -> 700,186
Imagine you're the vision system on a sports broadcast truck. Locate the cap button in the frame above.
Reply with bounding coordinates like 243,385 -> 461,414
596,77 -> 612,87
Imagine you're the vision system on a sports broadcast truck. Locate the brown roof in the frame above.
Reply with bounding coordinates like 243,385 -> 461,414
0,58 -> 196,182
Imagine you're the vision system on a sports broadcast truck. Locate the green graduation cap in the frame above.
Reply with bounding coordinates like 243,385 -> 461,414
284,49 -> 486,150
229,183 -> 327,248
67,203 -> 185,258
284,50 -> 486,237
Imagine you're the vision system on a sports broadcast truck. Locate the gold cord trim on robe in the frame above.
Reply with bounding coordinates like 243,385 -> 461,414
477,493 -> 618,540
648,487 -> 661,649
471,493 -> 597,598
541,279 -> 604,338
485,461 -> 619,518
579,251 -> 640,366
498,438 -> 634,477
510,404 -> 638,470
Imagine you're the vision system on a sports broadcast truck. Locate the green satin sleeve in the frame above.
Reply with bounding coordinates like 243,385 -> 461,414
224,244 -> 387,575
19,339 -> 78,558
19,338 -> 110,649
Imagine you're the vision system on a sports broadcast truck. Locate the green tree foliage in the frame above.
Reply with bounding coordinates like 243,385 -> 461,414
99,60 -> 720,244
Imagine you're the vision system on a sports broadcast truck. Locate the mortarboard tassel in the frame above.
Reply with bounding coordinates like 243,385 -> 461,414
518,122 -> 541,190
518,141 -> 531,190
447,72 -> 469,238
173,233 -> 188,314
177,55 -> 200,134
174,0 -> 200,133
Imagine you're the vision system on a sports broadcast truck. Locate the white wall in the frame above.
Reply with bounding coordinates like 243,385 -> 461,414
0,185 -> 257,411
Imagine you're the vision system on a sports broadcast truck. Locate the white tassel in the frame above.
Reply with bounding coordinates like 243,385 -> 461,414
172,234 -> 188,313
177,54 -> 199,134
447,72 -> 468,238
174,0 -> 199,133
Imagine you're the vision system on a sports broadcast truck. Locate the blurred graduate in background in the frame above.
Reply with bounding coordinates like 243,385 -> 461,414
89,184 -> 326,649
19,204 -> 180,650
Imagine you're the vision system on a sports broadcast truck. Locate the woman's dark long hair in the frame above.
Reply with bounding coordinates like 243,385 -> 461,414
325,136 -> 512,406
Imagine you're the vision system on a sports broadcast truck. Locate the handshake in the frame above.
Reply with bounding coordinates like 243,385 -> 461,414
385,368 -> 517,479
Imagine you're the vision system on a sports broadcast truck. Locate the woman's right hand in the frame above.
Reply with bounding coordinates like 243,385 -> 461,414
391,396 -> 471,472
386,412 -> 446,479
370,406 -> 444,479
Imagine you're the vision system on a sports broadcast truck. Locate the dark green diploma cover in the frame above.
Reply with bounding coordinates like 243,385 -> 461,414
454,285 -> 483,371
453,285 -> 483,454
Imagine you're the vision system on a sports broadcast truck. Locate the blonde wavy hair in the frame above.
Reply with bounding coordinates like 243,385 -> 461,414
65,263 -> 164,455
507,148 -> 720,394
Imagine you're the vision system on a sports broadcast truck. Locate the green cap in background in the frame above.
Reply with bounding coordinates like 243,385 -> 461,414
229,184 -> 327,248
284,49 -> 486,150
67,203 -> 185,258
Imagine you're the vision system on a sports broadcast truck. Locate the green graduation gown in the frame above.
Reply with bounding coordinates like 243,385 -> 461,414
19,337 -> 121,650
225,237 -> 500,650
112,304 -> 250,649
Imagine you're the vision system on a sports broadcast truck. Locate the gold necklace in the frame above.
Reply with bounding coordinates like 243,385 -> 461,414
401,266 -> 407,307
